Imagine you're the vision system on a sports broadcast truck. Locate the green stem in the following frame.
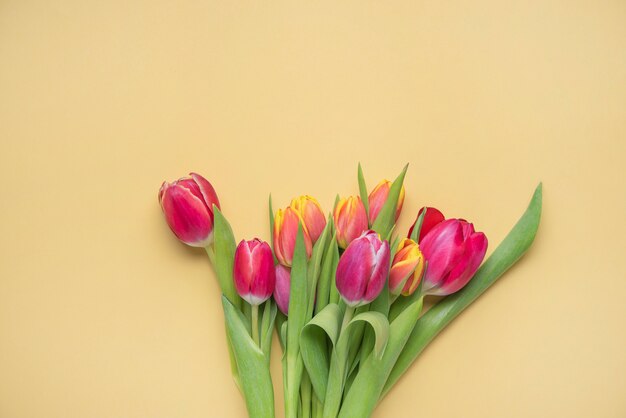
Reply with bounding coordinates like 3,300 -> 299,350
341,306 -> 355,333
251,304 -> 260,346
322,305 -> 355,418
313,394 -> 323,418
301,372 -> 312,418
205,245 -> 241,393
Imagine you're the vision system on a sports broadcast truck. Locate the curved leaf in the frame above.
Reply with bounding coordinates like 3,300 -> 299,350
382,183 -> 543,397
371,164 -> 408,237
222,296 -> 275,418
343,311 -> 389,359
300,303 -> 342,401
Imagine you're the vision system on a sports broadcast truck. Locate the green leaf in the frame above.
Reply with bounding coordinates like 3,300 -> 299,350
306,215 -> 332,318
315,229 -> 337,315
212,206 -> 241,309
285,224 -> 309,418
409,207 -> 427,242
343,311 -> 389,359
222,296 -> 275,418
338,298 -> 423,418
300,303 -> 343,402
209,207 -> 243,391
357,163 -> 370,223
371,164 -> 408,238
359,279 -> 390,366
328,243 -> 341,305
382,183 -> 543,397
261,300 -> 277,363
269,195 -> 277,264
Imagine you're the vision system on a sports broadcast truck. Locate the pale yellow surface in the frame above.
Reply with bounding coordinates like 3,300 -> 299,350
1,1 -> 625,417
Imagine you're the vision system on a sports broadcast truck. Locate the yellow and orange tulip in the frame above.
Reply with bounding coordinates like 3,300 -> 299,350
333,196 -> 368,249
389,238 -> 425,296
274,195 -> 326,266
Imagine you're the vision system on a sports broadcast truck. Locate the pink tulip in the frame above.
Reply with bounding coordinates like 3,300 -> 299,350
158,173 -> 220,247
407,207 -> 445,243
420,219 -> 488,296
334,196 -> 368,249
368,180 -> 405,225
233,239 -> 276,305
273,264 -> 291,315
336,230 -> 390,307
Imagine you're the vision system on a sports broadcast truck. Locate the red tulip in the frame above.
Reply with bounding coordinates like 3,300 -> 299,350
233,239 -> 276,305
336,231 -> 390,307
368,180 -> 405,225
407,207 -> 445,243
419,219 -> 488,296
158,173 -> 220,247
334,196 -> 368,249
273,264 -> 291,315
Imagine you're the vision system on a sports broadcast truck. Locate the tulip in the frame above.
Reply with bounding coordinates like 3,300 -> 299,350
233,239 -> 276,305
158,172 -> 220,247
336,230 -> 390,307
334,196 -> 368,249
408,206 -> 445,243
290,195 -> 327,244
389,238 -> 425,297
368,180 -> 405,225
419,219 -> 488,296
273,196 -> 326,267
273,264 -> 291,315
274,207 -> 312,266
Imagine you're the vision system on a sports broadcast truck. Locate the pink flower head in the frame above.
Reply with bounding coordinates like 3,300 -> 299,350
420,219 -> 488,296
159,173 -> 220,247
233,239 -> 276,305
336,230 -> 390,307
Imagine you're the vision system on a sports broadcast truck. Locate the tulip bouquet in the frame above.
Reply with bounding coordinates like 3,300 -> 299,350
158,165 -> 542,418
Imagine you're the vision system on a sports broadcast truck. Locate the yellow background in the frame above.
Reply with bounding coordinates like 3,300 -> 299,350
1,1 -> 625,417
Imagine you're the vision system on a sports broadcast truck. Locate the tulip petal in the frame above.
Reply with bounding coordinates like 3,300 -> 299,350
336,237 -> 375,305
191,172 -> 220,211
421,220 -> 465,287
233,240 -> 254,296
418,207 -> 445,243
364,241 -> 390,303
274,265 -> 291,315
161,185 -> 213,247
249,242 -> 276,304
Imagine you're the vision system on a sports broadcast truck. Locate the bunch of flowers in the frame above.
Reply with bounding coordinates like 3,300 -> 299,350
158,165 -> 542,418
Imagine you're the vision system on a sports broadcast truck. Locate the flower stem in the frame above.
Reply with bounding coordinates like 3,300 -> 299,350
251,304 -> 260,346
322,305 -> 355,418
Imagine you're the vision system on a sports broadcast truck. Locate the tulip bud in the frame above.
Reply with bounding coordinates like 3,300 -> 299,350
336,230 -> 390,307
233,239 -> 276,305
273,207 -> 313,266
368,180 -> 405,225
389,238 -> 425,297
420,219 -> 488,296
290,195 -> 327,244
334,196 -> 368,249
407,207 -> 445,243
273,264 -> 291,315
158,172 -> 220,247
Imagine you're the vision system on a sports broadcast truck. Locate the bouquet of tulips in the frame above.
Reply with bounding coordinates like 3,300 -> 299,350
158,165 -> 542,418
